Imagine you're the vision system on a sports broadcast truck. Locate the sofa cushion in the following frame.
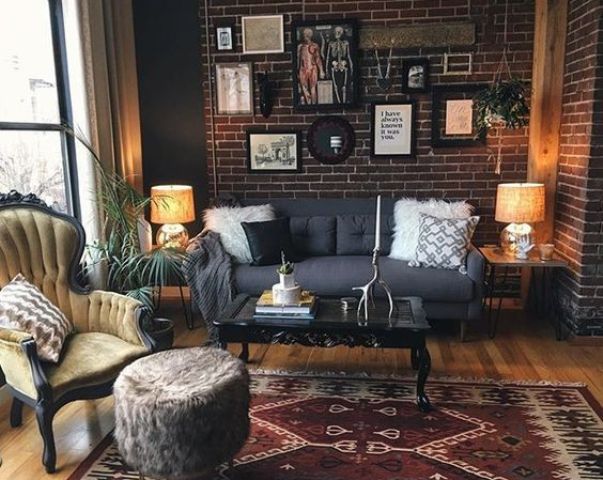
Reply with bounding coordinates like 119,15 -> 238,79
44,332 -> 148,400
336,215 -> 394,255
235,255 -> 474,302
241,217 -> 298,266
290,216 -> 336,256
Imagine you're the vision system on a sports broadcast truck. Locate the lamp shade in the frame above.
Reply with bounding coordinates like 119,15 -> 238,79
150,185 -> 195,224
495,183 -> 545,224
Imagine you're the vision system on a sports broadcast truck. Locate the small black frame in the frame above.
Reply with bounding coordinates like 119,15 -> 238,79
246,129 -> 302,174
214,19 -> 236,52
401,57 -> 430,93
431,84 -> 487,148
291,18 -> 359,111
370,101 -> 416,158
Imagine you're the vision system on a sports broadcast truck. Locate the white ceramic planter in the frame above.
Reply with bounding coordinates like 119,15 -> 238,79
279,273 -> 295,289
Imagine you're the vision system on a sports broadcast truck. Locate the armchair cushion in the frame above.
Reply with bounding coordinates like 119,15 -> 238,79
0,274 -> 73,362
44,332 -> 147,400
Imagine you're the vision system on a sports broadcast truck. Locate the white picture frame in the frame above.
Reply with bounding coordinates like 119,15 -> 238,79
215,63 -> 253,115
242,15 -> 284,54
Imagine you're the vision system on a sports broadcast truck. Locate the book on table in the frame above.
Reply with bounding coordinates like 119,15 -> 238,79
254,290 -> 318,324
255,290 -> 317,315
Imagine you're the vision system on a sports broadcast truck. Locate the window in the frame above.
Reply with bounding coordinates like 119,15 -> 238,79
0,0 -> 78,215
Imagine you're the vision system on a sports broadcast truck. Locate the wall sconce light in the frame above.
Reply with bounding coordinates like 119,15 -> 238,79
330,135 -> 343,154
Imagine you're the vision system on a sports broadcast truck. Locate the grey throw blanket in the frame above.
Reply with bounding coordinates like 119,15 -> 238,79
183,231 -> 233,342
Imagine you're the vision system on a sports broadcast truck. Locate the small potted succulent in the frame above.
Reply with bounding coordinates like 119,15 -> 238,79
276,251 -> 295,289
474,77 -> 530,136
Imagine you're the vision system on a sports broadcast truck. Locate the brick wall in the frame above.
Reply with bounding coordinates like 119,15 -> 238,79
556,0 -> 603,335
200,0 -> 535,245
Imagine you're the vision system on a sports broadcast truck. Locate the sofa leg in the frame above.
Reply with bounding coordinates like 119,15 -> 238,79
10,397 -> 24,427
460,320 -> 468,342
35,402 -> 57,473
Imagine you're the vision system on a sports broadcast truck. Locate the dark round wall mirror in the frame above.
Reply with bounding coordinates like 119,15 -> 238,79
307,116 -> 356,165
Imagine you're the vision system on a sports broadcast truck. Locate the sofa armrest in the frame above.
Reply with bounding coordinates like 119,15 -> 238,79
466,246 -> 485,323
466,246 -> 485,284
0,328 -> 41,399
86,291 -> 152,350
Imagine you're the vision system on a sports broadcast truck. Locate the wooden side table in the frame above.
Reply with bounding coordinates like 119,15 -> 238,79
479,246 -> 567,340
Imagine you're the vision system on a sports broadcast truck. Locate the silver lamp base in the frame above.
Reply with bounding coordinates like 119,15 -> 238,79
156,223 -> 189,250
353,249 -> 395,323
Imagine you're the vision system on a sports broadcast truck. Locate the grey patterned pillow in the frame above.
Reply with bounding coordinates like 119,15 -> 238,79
411,214 -> 480,273
0,274 -> 73,363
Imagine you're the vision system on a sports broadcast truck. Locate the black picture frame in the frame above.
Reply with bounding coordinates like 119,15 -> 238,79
401,58 -> 429,93
370,102 -> 416,158
431,84 -> 487,148
215,20 -> 235,52
246,130 -> 302,174
291,18 -> 359,111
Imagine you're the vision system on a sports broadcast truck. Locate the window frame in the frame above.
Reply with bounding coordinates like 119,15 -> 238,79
0,0 -> 80,218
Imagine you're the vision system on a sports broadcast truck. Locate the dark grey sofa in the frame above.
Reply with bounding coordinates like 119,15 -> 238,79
235,198 -> 485,339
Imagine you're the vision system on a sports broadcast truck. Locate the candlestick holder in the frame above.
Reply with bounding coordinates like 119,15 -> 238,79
353,248 -> 395,322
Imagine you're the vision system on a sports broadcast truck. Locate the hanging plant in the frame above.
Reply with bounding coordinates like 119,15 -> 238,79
474,77 -> 530,135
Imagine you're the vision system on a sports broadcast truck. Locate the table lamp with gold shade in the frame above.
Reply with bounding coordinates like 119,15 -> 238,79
150,185 -> 195,249
495,183 -> 545,256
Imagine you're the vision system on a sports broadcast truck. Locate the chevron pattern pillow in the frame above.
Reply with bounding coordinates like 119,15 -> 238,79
412,214 -> 480,274
0,274 -> 73,363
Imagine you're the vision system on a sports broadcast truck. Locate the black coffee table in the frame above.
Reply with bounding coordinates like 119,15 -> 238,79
214,295 -> 432,411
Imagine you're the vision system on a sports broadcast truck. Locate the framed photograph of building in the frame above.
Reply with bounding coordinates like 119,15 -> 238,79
215,63 -> 253,115
242,15 -> 284,54
291,19 -> 359,110
401,58 -> 429,93
371,102 -> 415,158
246,130 -> 302,173
215,21 -> 235,52
431,84 -> 487,148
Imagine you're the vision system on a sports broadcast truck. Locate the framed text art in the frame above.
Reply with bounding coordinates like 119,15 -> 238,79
431,84 -> 487,148
291,19 -> 359,110
215,63 -> 253,115
242,15 -> 284,54
371,102 -> 415,158
246,130 -> 302,173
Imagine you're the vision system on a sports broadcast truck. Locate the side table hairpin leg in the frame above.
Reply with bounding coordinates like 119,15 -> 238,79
488,266 -> 509,339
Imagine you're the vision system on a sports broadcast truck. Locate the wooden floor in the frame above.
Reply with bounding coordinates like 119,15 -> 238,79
1,302 -> 602,479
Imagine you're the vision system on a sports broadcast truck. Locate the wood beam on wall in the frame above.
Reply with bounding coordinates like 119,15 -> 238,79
527,0 -> 569,244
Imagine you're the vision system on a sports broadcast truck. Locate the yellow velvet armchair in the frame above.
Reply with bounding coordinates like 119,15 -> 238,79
0,192 -> 156,473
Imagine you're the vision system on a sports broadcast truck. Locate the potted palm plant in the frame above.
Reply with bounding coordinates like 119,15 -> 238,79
66,126 -> 182,351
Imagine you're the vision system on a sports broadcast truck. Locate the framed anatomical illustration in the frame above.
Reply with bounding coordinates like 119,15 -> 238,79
291,19 -> 359,110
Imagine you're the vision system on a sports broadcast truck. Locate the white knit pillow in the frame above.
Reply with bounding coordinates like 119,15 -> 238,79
0,274 -> 73,363
389,198 -> 474,261
203,204 -> 275,263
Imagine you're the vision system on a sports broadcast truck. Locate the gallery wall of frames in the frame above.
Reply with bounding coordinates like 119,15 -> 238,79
201,0 -> 535,245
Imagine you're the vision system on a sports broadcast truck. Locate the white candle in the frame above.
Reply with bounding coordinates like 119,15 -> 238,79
375,195 -> 381,251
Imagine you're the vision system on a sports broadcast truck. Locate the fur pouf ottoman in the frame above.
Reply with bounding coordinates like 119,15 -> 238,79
114,347 -> 250,479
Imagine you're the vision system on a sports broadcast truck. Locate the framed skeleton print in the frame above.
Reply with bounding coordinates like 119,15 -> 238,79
431,84 -> 487,148
291,19 -> 359,110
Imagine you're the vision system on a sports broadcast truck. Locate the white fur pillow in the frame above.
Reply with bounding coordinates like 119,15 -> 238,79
389,198 -> 474,261
203,204 -> 275,263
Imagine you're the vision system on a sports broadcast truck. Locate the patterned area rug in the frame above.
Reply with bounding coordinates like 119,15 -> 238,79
69,372 -> 603,480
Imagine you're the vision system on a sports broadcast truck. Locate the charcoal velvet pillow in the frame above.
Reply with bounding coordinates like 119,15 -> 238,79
241,217 -> 298,266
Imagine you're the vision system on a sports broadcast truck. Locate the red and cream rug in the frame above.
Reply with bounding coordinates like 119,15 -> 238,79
70,372 -> 603,480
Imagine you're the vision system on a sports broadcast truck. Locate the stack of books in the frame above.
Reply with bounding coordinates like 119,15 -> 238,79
254,290 -> 318,324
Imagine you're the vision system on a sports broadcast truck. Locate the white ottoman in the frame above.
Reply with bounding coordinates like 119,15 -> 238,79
114,347 -> 250,479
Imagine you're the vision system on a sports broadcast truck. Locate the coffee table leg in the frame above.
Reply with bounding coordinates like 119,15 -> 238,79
410,347 -> 419,370
416,346 -> 432,412
240,343 -> 249,363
